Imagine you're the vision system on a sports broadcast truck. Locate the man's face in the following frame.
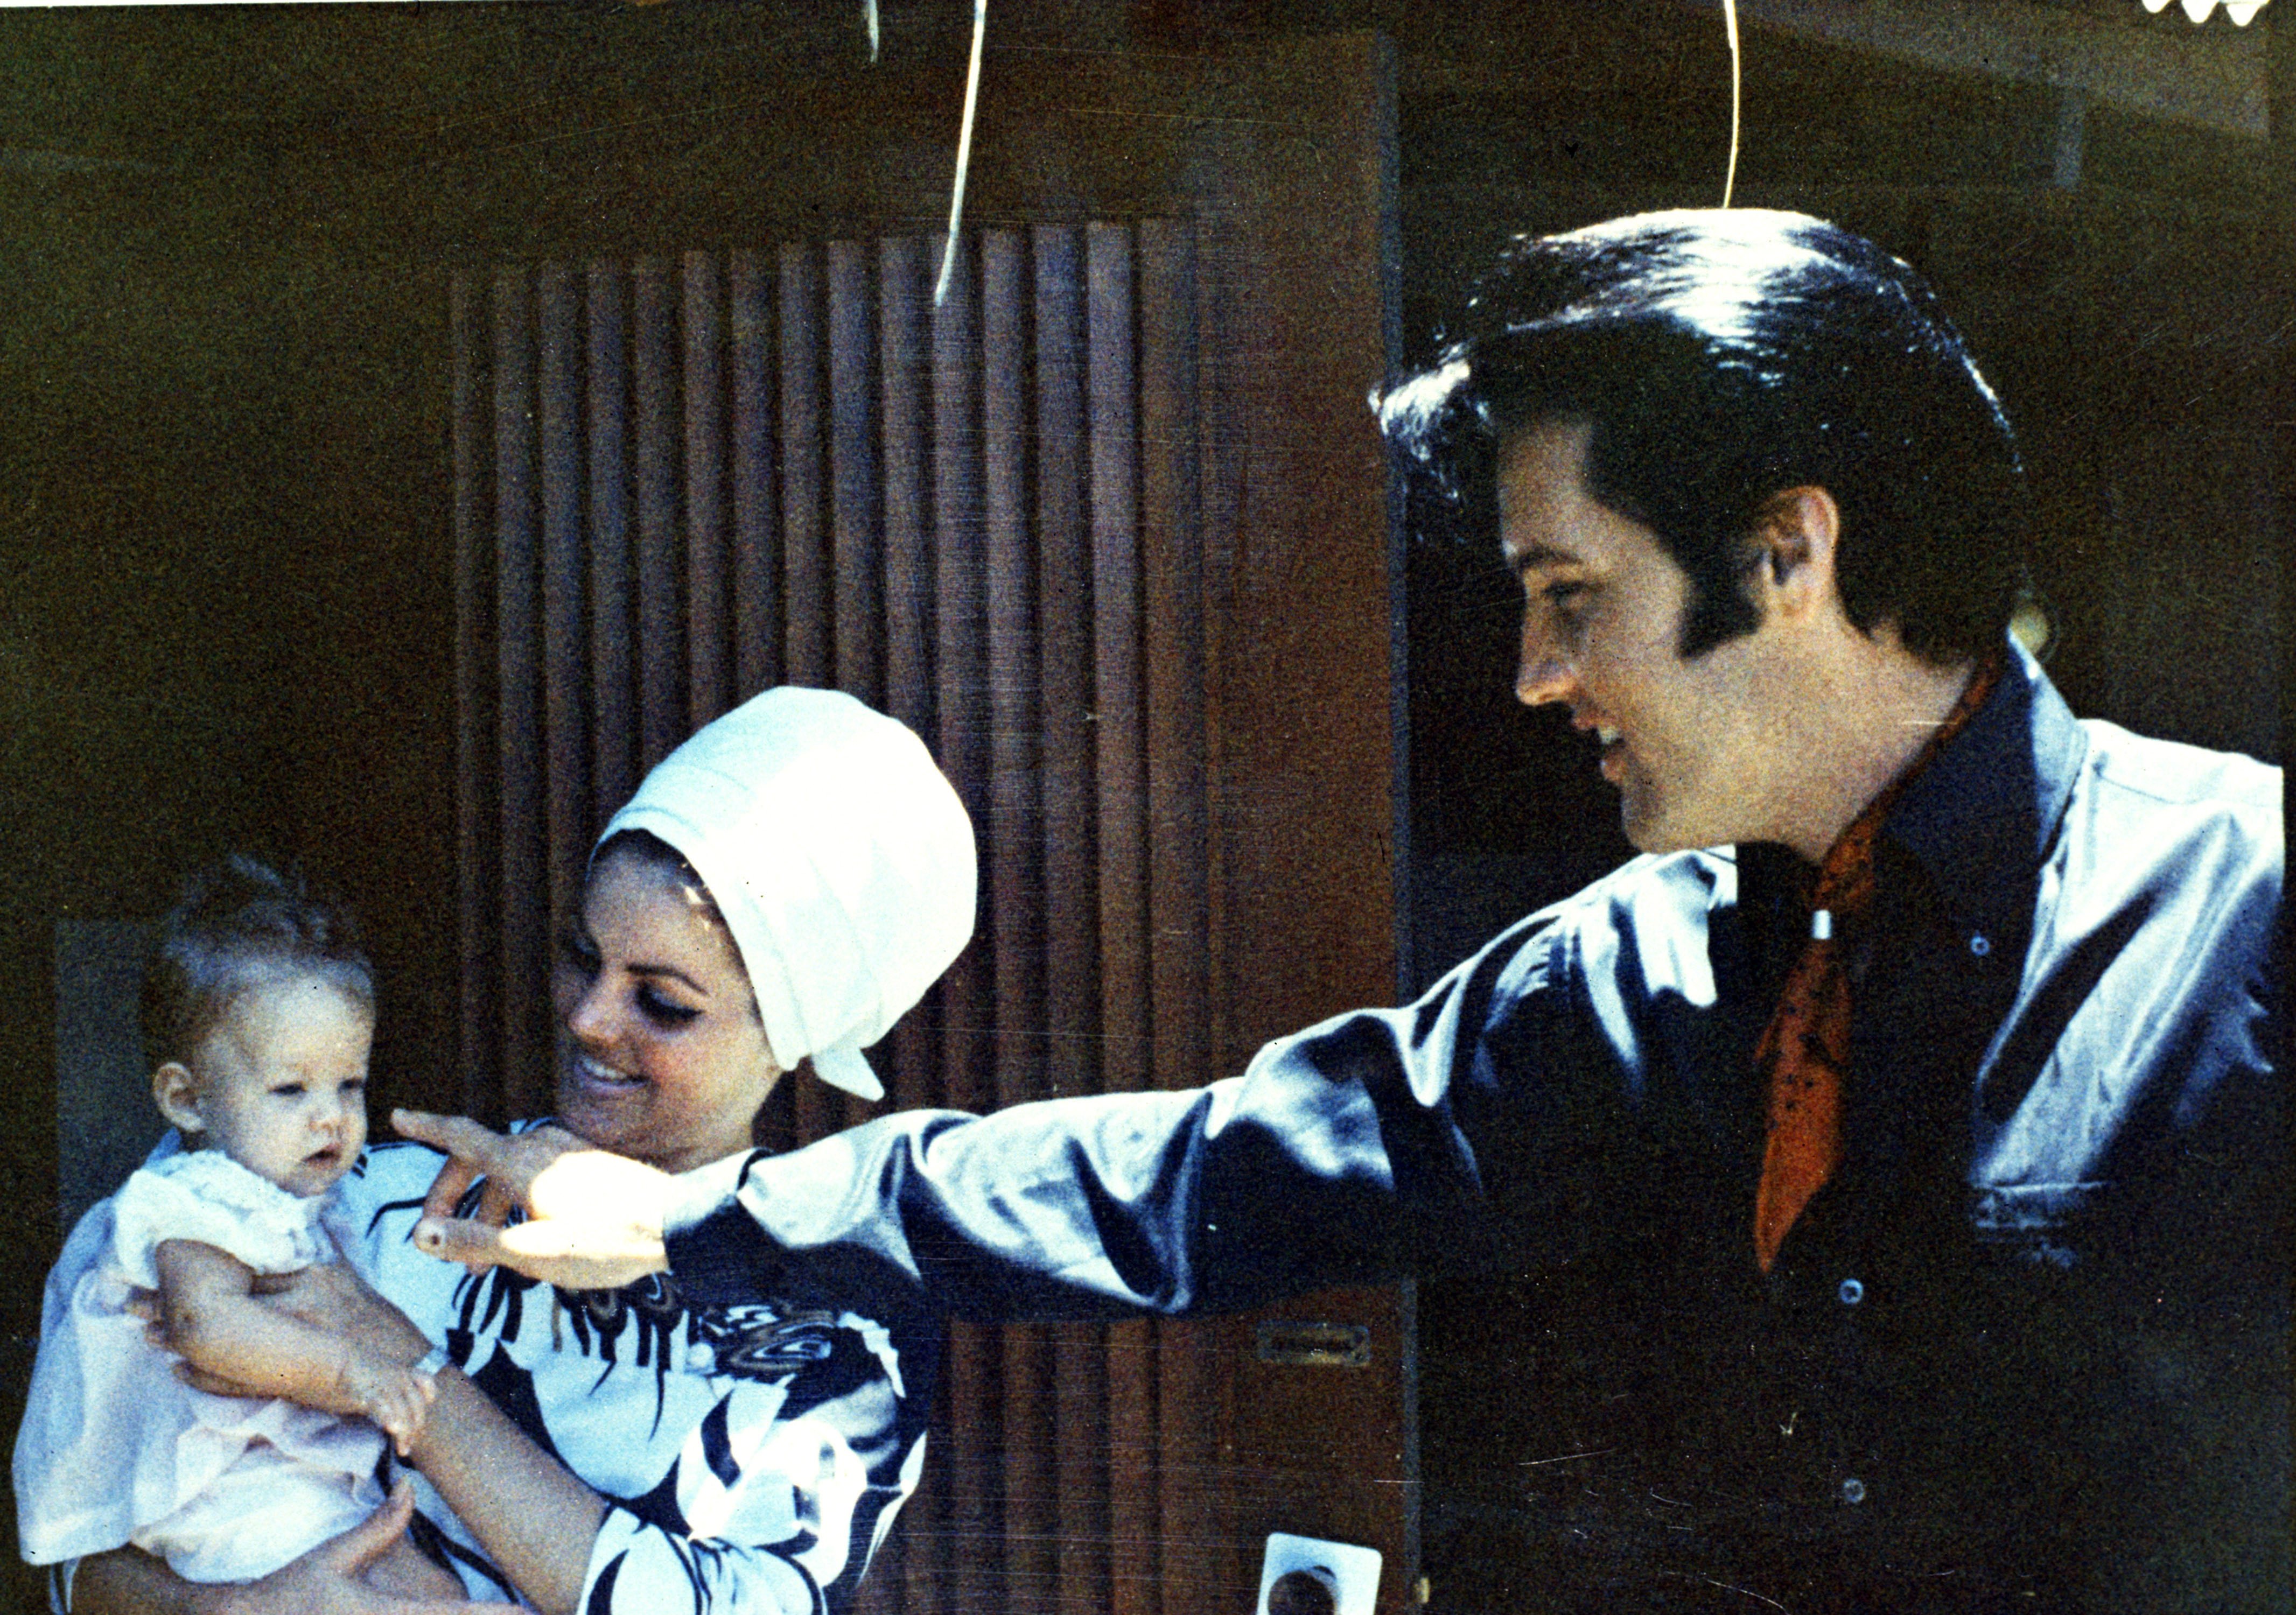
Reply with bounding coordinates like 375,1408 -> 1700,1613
1500,419 -> 1798,853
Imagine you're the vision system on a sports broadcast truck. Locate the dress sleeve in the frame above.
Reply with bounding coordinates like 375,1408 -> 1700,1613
570,1314 -> 936,1615
665,915 -> 1580,1322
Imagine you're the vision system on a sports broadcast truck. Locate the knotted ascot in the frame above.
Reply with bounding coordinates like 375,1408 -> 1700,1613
1751,655 -> 2004,1273
600,687 -> 978,1102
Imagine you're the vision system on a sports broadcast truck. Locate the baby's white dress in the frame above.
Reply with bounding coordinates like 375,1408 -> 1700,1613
13,1148 -> 388,1583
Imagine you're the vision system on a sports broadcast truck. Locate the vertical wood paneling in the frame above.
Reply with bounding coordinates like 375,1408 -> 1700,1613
1086,220 -> 1160,1615
879,236 -> 936,844
585,265 -> 637,821
982,233 -> 1042,1108
537,266 -> 589,965
631,261 -> 684,771
780,243 -> 829,689
1034,223 -> 1112,1615
829,240 -> 884,715
983,226 -> 1057,1613
1033,226 -> 1098,1108
457,218 -> 1243,1615
931,237 -> 991,1125
683,251 -> 730,726
492,268 -> 551,1124
728,251 -> 780,703
1139,218 -> 1220,1615
451,273 -> 502,1119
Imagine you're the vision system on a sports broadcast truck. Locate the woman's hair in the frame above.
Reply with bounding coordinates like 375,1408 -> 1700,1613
591,828 -> 727,928
589,829 -> 764,1027
141,854 -> 375,1068
1375,209 -> 2029,665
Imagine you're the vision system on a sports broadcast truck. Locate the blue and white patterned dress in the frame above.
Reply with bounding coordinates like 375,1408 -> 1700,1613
339,1135 -> 941,1614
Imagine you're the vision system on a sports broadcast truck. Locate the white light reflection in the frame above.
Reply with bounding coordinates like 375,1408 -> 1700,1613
2145,0 -> 2271,22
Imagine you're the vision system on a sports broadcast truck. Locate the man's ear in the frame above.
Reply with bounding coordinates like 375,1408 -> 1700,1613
1749,485 -> 1842,623
153,1062 -> 205,1135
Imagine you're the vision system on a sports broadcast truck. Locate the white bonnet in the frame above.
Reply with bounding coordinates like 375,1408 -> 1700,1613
598,687 -> 976,1101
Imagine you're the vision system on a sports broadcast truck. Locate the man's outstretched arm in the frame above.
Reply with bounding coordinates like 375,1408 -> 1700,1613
432,927 -> 1584,1324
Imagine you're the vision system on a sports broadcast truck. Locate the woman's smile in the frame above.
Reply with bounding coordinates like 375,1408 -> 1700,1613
569,1050 -> 644,1089
551,845 -> 783,1174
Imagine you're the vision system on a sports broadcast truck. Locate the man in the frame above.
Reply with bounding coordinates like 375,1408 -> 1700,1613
454,210 -> 2285,1612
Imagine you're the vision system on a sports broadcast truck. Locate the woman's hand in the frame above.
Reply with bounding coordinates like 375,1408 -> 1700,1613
71,1484 -> 508,1614
394,1110 -> 672,1289
139,1258 -> 437,1426
258,1260 -> 434,1365
335,1347 -> 438,1457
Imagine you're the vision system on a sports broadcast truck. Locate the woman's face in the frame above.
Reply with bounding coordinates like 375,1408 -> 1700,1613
551,846 -> 782,1173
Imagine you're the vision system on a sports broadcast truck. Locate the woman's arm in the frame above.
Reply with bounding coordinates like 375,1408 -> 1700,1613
157,1261 -> 603,1615
395,1370 -> 606,1615
404,1364 -> 884,1615
152,1240 -> 435,1455
178,1227 -> 836,1615
69,1485 -> 483,1615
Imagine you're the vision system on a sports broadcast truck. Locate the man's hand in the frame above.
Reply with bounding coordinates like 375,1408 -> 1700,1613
392,1110 -> 587,1258
393,1109 -> 673,1289
480,1151 -> 674,1290
246,1482 -> 508,1611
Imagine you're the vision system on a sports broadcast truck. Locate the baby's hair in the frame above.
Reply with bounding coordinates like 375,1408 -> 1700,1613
141,854 -> 375,1070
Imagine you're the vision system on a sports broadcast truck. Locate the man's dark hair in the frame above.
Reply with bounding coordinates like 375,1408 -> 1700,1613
1375,208 -> 2028,664
142,854 -> 374,1068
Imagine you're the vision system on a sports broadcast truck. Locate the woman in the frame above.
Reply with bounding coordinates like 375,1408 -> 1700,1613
72,686 -> 977,1615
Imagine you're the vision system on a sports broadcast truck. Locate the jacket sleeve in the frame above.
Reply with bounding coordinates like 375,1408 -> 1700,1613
663,916 -> 1591,1322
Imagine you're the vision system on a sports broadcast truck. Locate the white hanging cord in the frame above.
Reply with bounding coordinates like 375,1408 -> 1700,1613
935,0 -> 988,306
863,0 -> 879,64
1721,0 -> 1742,207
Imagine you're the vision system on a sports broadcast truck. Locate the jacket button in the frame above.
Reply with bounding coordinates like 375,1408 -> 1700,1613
1838,1277 -> 1865,1306
1841,1477 -> 1867,1505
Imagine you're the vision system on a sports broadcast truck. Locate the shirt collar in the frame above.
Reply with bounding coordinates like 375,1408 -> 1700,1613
1879,637 -> 2088,955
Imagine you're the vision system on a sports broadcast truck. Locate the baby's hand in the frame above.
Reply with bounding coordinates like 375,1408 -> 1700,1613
337,1350 -> 437,1458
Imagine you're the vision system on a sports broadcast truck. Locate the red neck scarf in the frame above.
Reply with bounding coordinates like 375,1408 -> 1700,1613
1751,655 -> 2004,1273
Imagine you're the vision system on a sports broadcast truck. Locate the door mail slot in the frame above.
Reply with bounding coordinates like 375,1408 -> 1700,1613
1255,1321 -> 1371,1368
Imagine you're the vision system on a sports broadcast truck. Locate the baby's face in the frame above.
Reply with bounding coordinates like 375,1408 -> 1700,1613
190,977 -> 374,1197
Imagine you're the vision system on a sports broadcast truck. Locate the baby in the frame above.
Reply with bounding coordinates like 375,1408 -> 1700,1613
15,856 -> 460,1599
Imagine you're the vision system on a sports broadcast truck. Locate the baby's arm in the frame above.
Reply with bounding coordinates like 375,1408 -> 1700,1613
153,1240 -> 437,1455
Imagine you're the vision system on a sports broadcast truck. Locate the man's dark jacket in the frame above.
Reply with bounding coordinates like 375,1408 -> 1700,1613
669,645 -> 2285,1613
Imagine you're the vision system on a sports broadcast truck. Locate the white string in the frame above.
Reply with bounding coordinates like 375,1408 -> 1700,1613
863,0 -> 879,64
935,0 -> 988,306
1721,0 -> 1742,207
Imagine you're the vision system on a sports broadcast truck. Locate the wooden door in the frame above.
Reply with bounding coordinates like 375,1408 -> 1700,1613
452,31 -> 1410,1615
